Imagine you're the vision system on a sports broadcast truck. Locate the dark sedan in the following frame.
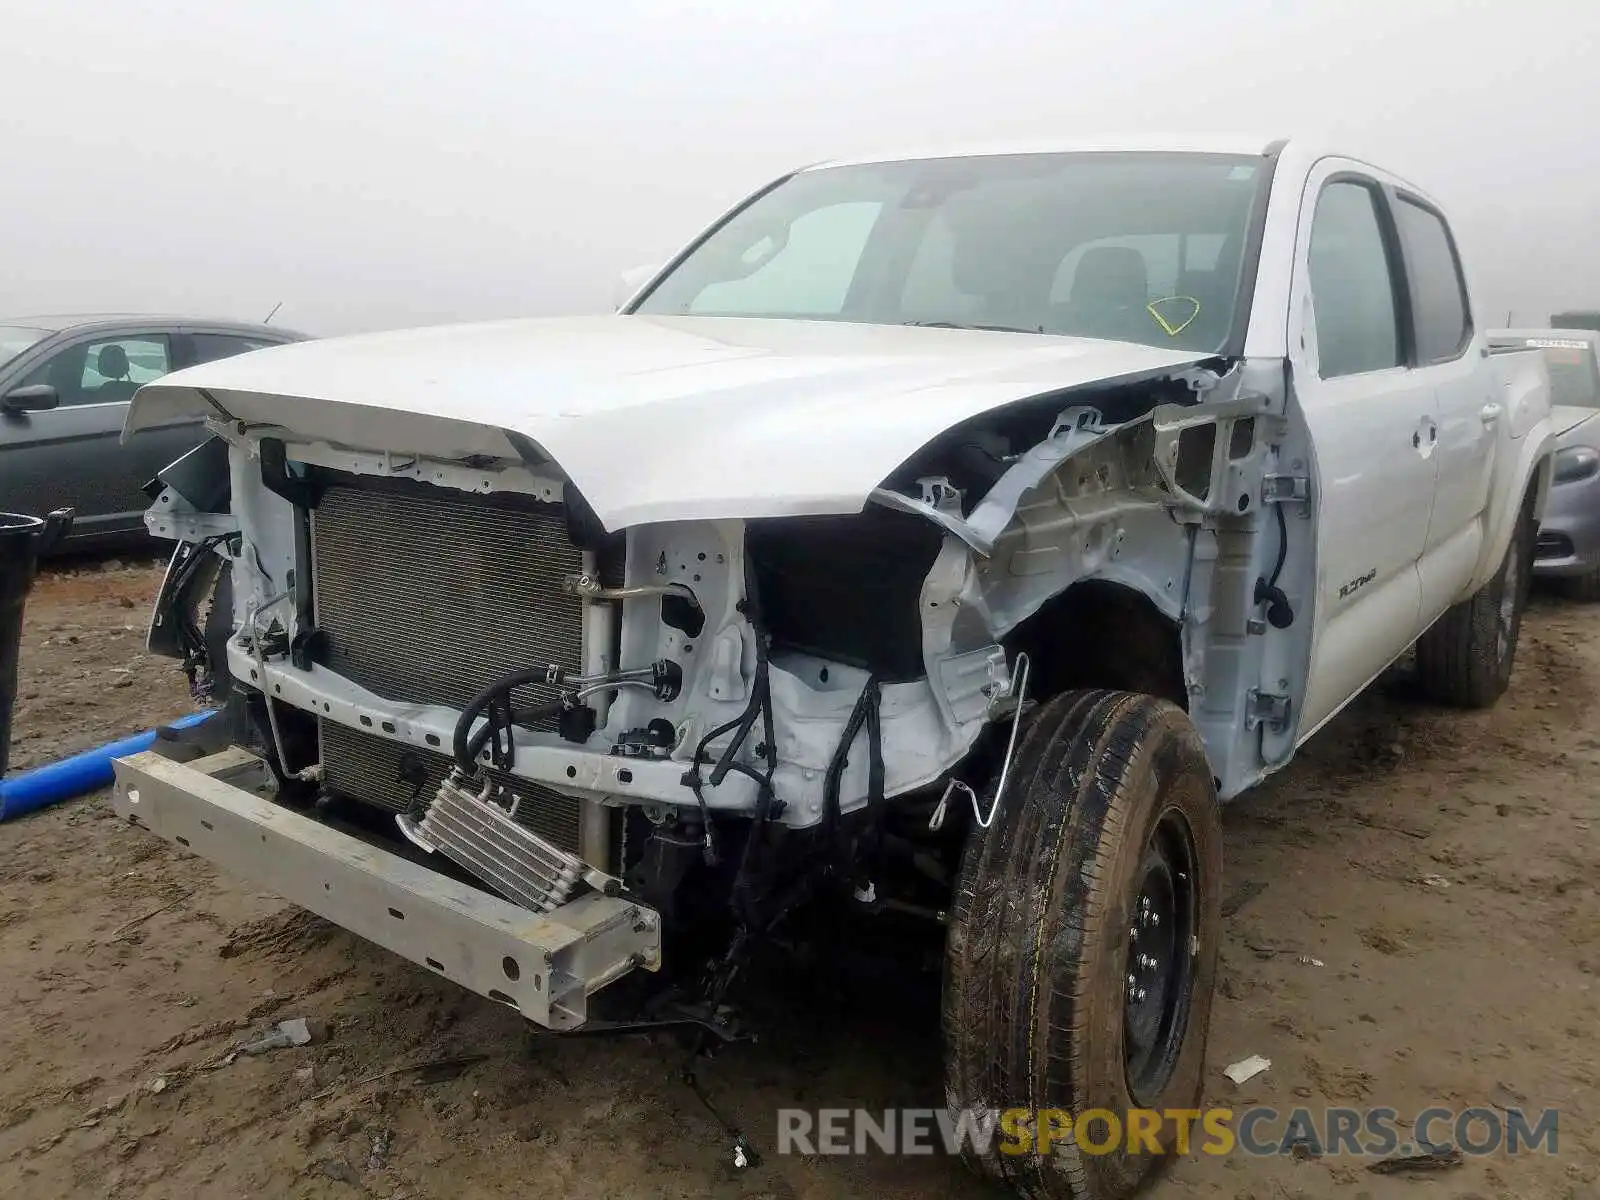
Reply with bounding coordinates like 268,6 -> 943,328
0,314 -> 306,549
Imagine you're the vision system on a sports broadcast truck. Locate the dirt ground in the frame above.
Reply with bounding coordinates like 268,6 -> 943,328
2,558 -> 1596,1200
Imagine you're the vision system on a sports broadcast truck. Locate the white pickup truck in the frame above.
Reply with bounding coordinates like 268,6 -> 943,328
120,137 -> 1583,1200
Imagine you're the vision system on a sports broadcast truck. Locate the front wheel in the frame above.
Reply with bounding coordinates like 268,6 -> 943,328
943,690 -> 1223,1200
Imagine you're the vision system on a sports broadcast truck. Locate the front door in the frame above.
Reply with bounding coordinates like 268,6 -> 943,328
1290,167 -> 1438,737
0,331 -> 186,540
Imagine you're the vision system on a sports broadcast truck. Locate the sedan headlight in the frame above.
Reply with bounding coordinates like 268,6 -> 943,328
1554,446 -> 1600,485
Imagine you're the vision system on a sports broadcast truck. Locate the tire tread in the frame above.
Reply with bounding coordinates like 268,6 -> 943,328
943,690 -> 1221,1200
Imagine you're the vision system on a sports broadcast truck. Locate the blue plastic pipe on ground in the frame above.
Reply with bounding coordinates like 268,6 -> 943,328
0,710 -> 217,822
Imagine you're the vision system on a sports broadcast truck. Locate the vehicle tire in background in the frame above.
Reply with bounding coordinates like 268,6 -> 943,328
1414,495 -> 1535,708
943,690 -> 1223,1200
150,562 -> 247,764
202,565 -> 263,752
204,565 -> 235,700
1555,568 -> 1600,602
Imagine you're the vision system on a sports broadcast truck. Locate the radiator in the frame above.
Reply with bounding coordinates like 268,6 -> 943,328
310,482 -> 587,853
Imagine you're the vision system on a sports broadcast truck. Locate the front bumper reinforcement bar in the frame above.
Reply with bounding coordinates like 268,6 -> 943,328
111,747 -> 660,1030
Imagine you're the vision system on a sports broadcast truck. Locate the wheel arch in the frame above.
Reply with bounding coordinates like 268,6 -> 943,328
1469,442 -> 1551,598
1004,578 -> 1187,710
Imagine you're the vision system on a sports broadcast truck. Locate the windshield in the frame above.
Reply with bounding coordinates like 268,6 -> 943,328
0,326 -> 48,369
633,151 -> 1269,352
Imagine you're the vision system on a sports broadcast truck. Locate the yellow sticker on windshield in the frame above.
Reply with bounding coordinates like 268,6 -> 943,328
1148,296 -> 1201,337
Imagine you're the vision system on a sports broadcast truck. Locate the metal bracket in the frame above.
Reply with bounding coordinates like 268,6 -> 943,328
916,476 -> 965,515
1261,474 -> 1310,505
1048,405 -> 1105,440
929,652 -> 1032,832
928,778 -> 978,833
1245,689 -> 1291,732
144,485 -> 241,543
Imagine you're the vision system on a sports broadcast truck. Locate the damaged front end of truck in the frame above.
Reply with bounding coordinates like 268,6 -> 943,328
117,325 -> 1316,1055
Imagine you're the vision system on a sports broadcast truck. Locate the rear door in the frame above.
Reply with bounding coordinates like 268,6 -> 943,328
0,328 -> 178,539
1291,165 -> 1438,736
1393,192 -> 1495,621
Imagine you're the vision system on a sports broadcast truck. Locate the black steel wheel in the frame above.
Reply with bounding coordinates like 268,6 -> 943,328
943,690 -> 1223,1200
1122,810 -> 1200,1105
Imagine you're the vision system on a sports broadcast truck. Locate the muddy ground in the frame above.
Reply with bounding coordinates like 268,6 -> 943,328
1,558 -> 1596,1200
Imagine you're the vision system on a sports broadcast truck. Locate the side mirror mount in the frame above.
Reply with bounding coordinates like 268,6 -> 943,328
1,383 -> 60,413
614,262 -> 663,311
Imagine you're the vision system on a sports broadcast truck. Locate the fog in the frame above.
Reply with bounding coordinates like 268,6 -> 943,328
3,0 -> 1596,336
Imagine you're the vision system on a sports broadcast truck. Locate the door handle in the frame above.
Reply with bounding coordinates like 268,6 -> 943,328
1480,402 -> 1503,425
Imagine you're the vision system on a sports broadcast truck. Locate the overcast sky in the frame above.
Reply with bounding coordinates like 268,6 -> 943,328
3,0 -> 1596,335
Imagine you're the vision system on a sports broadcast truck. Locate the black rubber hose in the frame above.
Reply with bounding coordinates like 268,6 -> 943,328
683,547 -> 777,873
728,633 -> 779,926
452,667 -> 570,773
1268,500 -> 1289,588
707,551 -> 774,789
820,677 -> 882,854
1253,502 -> 1296,629
460,698 -> 566,771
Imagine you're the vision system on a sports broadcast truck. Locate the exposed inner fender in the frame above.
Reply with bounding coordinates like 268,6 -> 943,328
875,356 -> 1315,803
1006,579 -> 1188,707
879,367 -> 1266,647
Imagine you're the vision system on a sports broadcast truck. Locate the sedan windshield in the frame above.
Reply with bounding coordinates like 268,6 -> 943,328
0,326 -> 48,369
632,151 -> 1269,352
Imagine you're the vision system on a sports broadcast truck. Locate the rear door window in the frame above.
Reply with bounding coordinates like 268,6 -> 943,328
190,333 -> 279,364
1394,198 -> 1472,363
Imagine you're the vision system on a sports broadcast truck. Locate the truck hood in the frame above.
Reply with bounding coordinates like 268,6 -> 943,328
128,314 -> 1212,529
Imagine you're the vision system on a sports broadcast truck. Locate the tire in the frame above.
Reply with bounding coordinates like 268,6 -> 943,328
1555,568 -> 1600,602
152,565 -> 245,763
1414,498 -> 1534,708
943,690 -> 1223,1200
203,564 -> 236,699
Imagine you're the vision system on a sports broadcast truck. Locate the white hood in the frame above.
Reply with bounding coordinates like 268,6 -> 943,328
128,314 -> 1211,529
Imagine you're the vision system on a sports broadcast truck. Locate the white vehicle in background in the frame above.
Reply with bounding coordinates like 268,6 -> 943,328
119,138 -> 1586,1200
